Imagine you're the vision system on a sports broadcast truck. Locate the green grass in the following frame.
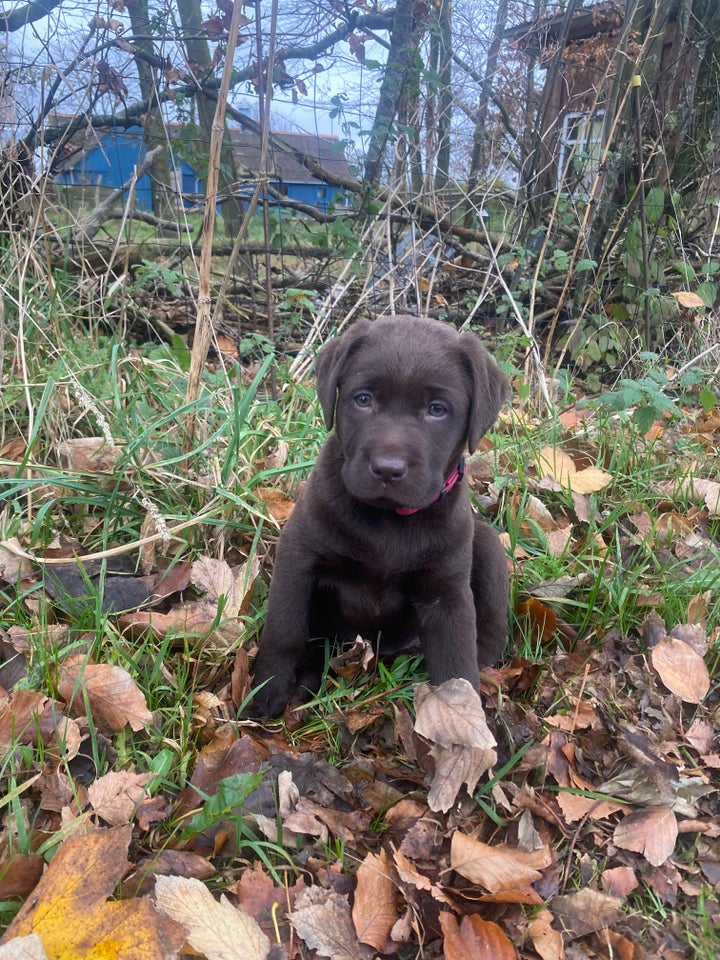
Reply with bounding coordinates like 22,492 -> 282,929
1,267 -> 719,956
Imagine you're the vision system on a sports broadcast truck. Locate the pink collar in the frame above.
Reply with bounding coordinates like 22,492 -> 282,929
395,458 -> 466,516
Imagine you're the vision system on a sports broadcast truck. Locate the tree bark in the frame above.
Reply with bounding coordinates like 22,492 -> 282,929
0,0 -> 63,32
434,0 -> 453,190
127,0 -> 176,221
463,0 -> 508,227
364,0 -> 423,187
175,0 -> 245,237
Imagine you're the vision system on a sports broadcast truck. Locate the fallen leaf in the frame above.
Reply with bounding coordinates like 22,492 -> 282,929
537,446 -> 575,485
2,826 -> 186,958
450,830 -> 551,896
290,886 -> 374,960
0,853 -> 45,900
602,865 -> 639,898
676,476 -> 720,515
527,907 -> 564,960
120,850 -> 215,899
391,845 -> 455,905
190,555 -> 259,619
0,538 -> 33,583
650,637 -> 710,703
119,602 -> 245,649
439,911 -> 515,959
87,770 -> 155,826
352,849 -> 399,951
414,680 -> 497,812
517,598 -> 558,644
55,437 -> 122,473
57,657 -> 154,733
685,718 -> 715,755
569,465 -> 613,494
549,887 -> 622,940
257,486 -> 295,522
669,622 -> 708,656
154,874 -> 270,960
536,446 -> 612,494
671,290 -> 707,308
613,806 -> 678,866
0,935 -> 48,959
0,689 -> 81,763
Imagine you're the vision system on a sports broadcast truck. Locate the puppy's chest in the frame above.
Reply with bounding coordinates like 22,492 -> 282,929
314,560 -> 412,624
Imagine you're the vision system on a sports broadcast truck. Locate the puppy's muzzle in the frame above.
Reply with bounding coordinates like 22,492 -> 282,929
369,455 -> 408,484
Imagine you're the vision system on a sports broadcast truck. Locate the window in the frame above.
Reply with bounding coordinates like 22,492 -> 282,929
557,112 -> 604,194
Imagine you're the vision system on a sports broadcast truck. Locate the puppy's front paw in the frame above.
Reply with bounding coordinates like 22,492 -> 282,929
251,669 -> 294,717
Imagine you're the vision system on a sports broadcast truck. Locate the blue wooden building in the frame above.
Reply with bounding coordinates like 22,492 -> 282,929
53,123 -> 351,214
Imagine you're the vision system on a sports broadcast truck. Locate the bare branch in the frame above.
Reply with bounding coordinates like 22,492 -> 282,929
0,0 -> 63,32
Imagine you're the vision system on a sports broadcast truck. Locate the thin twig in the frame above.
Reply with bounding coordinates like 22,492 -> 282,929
182,0 -> 247,454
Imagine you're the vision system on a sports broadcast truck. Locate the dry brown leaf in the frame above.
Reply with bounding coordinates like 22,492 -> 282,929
119,602 -> 245,648
671,290 -> 707,308
439,911 -> 516,960
527,907 -> 565,960
0,689 -> 81,763
87,770 -> 154,826
677,477 -> 720,516
569,465 -> 613,494
650,637 -> 710,703
669,622 -> 708,656
57,657 -> 154,733
352,849 -> 399,951
391,845 -> 454,905
537,446 -> 575,485
536,446 -> 612,494
0,853 -> 44,901
685,718 -> 715,755
2,825 -> 185,958
613,806 -> 678,866
190,555 -> 259,619
549,887 -> 622,940
602,865 -> 639,899
290,886 -> 374,960
256,486 -> 295,522
414,680 -> 496,812
450,830 -> 551,894
0,935 -> 48,959
524,494 -> 557,530
154,874 -> 270,960
0,539 -> 33,583
55,437 -> 122,474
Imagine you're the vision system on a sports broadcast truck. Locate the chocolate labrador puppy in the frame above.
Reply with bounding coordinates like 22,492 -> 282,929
252,315 -> 508,716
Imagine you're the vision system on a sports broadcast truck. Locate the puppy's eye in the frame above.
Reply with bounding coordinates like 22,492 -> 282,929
354,392 -> 373,408
427,400 -> 449,418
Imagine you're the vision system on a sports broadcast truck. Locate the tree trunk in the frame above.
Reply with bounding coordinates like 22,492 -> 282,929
127,0 -> 176,221
364,0 -> 423,187
434,0 -> 453,191
463,0 -> 508,227
175,0 -> 244,237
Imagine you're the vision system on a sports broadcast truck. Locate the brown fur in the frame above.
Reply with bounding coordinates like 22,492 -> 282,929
252,315 -> 509,716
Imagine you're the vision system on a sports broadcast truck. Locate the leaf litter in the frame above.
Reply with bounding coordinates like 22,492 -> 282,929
0,420 -> 719,959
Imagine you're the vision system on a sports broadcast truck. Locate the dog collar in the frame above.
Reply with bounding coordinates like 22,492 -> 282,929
395,458 -> 466,516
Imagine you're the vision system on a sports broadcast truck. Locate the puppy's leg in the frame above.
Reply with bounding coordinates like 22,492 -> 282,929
416,582 -> 481,689
471,519 -> 508,666
252,547 -> 315,716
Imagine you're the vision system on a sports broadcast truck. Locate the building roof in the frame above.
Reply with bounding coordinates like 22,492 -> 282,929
504,1 -> 626,58
50,118 -> 351,184
226,129 -> 351,183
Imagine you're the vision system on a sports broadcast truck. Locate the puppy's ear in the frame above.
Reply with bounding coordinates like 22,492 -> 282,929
458,331 -> 509,452
314,320 -> 371,429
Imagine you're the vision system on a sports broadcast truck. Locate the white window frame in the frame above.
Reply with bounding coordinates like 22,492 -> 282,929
557,111 -> 605,193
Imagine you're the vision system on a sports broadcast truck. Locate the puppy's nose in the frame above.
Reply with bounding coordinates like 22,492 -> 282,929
369,456 -> 408,484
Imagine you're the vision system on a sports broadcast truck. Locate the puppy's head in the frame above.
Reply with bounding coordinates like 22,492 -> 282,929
314,316 -> 507,509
